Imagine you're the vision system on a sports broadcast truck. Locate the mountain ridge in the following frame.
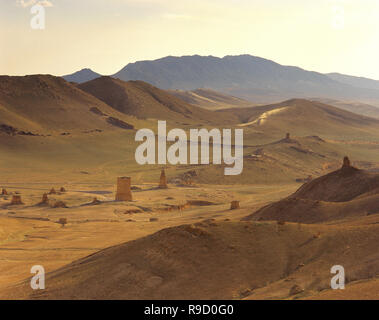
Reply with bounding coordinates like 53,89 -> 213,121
63,68 -> 101,84
62,55 -> 379,105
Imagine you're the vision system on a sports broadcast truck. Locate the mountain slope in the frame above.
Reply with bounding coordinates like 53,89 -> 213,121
112,55 -> 379,103
311,98 -> 379,119
78,77 -> 233,124
63,68 -> 102,84
218,99 -> 379,140
168,88 -> 254,110
0,75 -> 136,134
327,73 -> 379,91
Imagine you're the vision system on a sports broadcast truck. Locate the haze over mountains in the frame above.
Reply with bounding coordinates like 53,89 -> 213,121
63,68 -> 102,84
326,73 -> 379,91
63,55 -> 379,106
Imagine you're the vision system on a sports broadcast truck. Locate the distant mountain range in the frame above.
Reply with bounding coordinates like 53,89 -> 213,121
63,68 -> 102,84
62,55 -> 379,105
326,73 -> 379,91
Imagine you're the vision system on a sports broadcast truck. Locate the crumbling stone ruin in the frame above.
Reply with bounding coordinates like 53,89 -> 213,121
52,201 -> 68,208
58,218 -> 67,227
158,202 -> 191,213
91,197 -> 101,205
38,193 -> 49,206
49,188 -> 56,195
11,195 -> 23,205
1,188 -> 7,195
60,187 -> 66,193
124,208 -> 143,214
230,201 -> 240,210
115,177 -> 133,201
282,132 -> 295,143
342,156 -> 351,168
159,169 -> 168,189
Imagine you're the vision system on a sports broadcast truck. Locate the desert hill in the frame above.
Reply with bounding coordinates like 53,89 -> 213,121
311,98 -> 379,119
244,158 -> 379,223
219,99 -> 379,140
305,278 -> 379,300
0,75 -> 138,134
291,159 -> 379,202
0,76 -> 378,187
78,77 -> 233,124
168,88 -> 254,110
4,215 -> 379,300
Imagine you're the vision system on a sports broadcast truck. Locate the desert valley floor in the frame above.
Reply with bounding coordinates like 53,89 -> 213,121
0,75 -> 378,299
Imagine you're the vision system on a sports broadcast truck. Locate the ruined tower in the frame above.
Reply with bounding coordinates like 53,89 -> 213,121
11,195 -> 23,205
342,156 -> 351,168
1,188 -> 7,195
159,169 -> 168,189
115,177 -> 132,201
286,133 -> 290,140
40,193 -> 49,205
230,201 -> 240,210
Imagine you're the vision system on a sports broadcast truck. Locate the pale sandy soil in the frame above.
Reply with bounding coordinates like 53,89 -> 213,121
0,182 -> 298,295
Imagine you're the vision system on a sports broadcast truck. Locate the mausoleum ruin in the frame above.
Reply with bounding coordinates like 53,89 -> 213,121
159,169 -> 168,189
115,177 -> 133,201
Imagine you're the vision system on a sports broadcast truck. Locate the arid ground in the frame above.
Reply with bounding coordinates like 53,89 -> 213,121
0,75 -> 378,299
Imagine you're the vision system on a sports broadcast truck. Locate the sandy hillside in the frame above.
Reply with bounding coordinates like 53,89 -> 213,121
78,77 -> 234,124
168,88 -> 255,110
3,213 -> 379,300
244,158 -> 379,223
0,75 -> 378,300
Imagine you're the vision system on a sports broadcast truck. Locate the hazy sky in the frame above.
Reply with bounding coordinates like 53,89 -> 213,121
1,0 -> 379,79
